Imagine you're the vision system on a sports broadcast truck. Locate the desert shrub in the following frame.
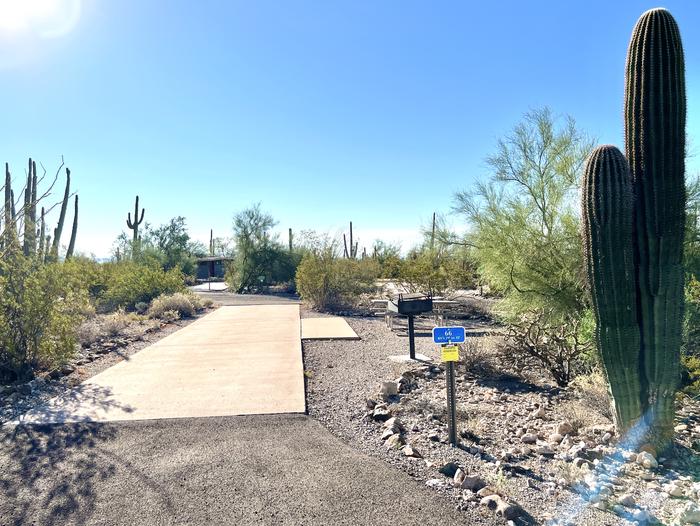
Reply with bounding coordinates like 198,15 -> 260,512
0,251 -> 89,382
102,310 -> 134,336
134,301 -> 149,314
684,276 -> 700,356
148,292 -> 205,319
497,309 -> 593,386
459,337 -> 498,377
296,248 -> 380,310
569,370 -> 613,420
158,310 -> 181,323
77,320 -> 102,347
681,355 -> 700,396
99,260 -> 185,311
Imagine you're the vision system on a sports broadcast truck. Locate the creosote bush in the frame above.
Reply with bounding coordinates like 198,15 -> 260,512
99,260 -> 185,311
147,292 -> 207,320
296,248 -> 379,310
0,249 -> 89,382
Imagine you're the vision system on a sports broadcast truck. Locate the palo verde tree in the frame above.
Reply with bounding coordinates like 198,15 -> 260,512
228,203 -> 295,293
455,107 -> 594,322
582,8 -> 686,448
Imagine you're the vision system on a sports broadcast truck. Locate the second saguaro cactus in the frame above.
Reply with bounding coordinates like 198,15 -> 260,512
582,146 -> 642,430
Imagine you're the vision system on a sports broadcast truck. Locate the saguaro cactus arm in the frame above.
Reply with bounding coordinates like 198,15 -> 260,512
50,167 -> 71,259
582,145 -> 643,430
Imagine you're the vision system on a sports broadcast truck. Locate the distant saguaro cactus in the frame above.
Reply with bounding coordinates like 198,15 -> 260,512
66,195 -> 78,259
126,195 -> 145,244
47,168 -> 71,262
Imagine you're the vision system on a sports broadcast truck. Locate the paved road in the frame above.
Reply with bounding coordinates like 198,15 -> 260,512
0,415 -> 487,526
196,291 -> 301,306
18,306 -> 305,423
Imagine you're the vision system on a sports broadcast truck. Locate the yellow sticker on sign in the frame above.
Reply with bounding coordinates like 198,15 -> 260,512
441,345 -> 459,362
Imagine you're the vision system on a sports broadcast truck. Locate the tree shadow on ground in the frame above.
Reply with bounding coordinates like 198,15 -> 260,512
0,385 -> 176,526
0,421 -> 118,526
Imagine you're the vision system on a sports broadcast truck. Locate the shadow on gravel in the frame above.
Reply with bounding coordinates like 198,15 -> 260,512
0,422 -> 118,526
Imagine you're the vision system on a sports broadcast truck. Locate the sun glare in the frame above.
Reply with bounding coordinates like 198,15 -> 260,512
0,0 -> 80,37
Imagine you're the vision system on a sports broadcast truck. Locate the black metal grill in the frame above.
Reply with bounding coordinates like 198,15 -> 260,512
387,293 -> 433,315
388,293 -> 433,360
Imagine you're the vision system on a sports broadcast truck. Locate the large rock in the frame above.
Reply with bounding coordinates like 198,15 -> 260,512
680,502 -> 700,524
636,451 -> 658,469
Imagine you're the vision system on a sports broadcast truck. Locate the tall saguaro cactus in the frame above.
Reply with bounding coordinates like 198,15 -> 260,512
583,8 -> 686,448
47,168 -> 71,262
126,195 -> 145,243
625,7 -> 686,445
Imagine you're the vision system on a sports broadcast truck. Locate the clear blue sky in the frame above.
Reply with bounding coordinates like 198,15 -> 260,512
1,0 -> 698,257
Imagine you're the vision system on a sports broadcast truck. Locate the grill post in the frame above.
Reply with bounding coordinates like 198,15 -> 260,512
408,314 -> 416,360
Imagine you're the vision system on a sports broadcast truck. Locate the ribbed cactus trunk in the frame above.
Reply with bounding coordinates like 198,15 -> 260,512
582,146 -> 643,430
48,168 -> 71,262
625,7 -> 686,447
66,195 -> 78,259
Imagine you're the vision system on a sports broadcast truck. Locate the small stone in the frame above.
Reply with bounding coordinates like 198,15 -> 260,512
381,428 -> 396,440
438,462 -> 459,478
383,417 -> 405,431
601,432 -> 612,444
372,407 -> 392,422
636,451 -> 658,469
425,478 -> 444,488
365,398 -> 377,409
462,476 -> 487,492
537,444 -> 555,457
453,468 -> 466,488
402,444 -> 422,458
664,481 -> 684,497
549,433 -> 564,444
531,407 -> 546,419
572,458 -> 591,469
385,434 -> 404,449
618,494 -> 635,508
558,421 -> 574,436
476,486 -> 495,497
380,381 -> 398,401
521,433 -> 537,444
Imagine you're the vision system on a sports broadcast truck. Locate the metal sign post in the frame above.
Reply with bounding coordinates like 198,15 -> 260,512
444,349 -> 458,447
433,327 -> 464,448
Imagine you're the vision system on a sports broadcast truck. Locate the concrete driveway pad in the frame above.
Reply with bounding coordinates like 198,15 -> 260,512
301,317 -> 360,340
19,305 -> 306,424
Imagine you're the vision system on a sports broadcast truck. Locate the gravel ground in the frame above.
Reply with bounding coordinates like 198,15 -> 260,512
303,312 -> 699,526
